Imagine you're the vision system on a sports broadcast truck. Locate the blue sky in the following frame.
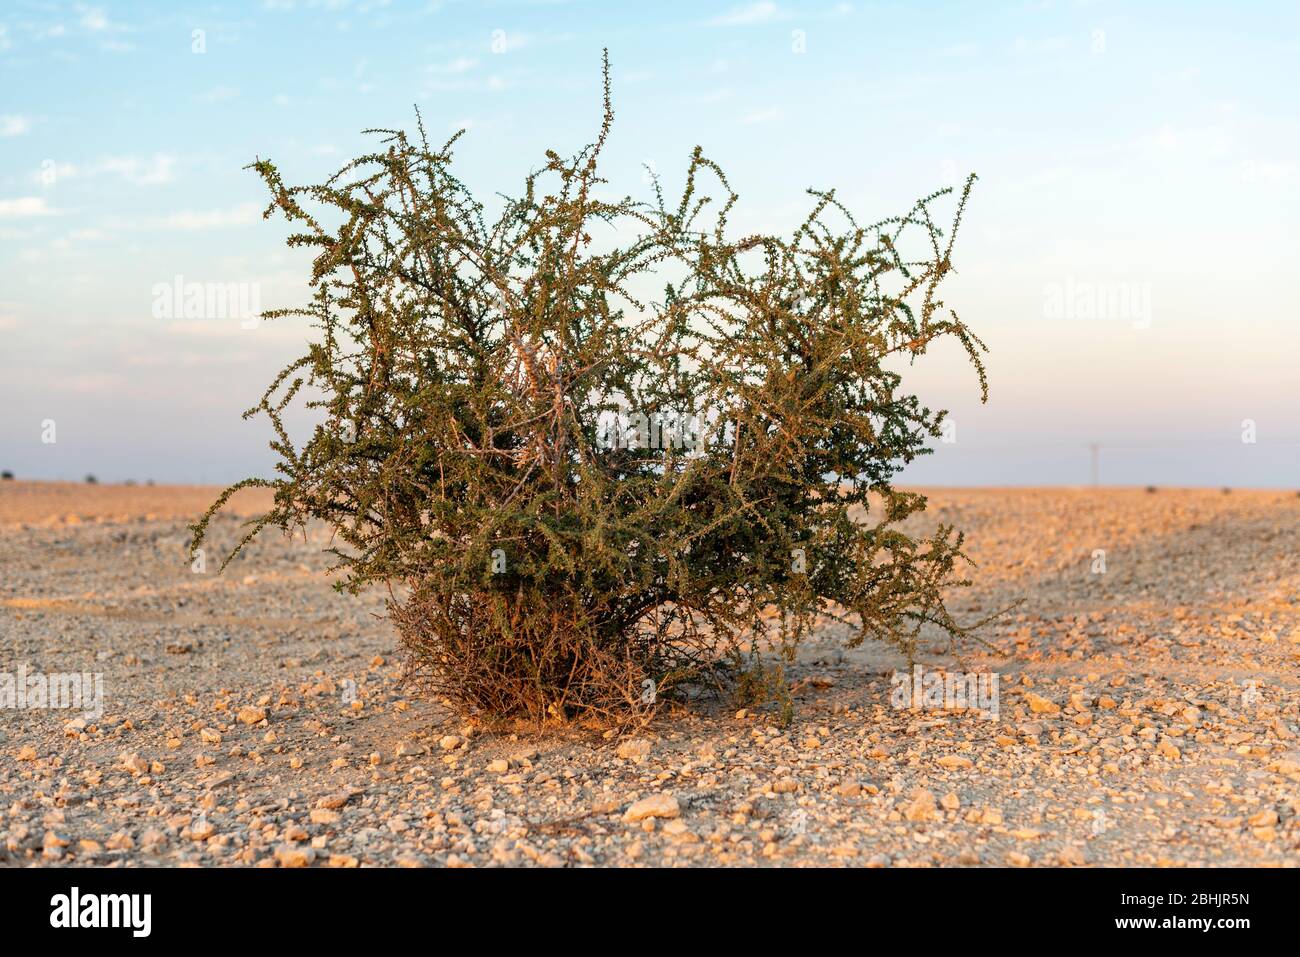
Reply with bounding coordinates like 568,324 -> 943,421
1,0 -> 1297,486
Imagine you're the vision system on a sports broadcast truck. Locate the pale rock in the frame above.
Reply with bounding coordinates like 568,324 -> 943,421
275,844 -> 314,868
1025,693 -> 1060,715
615,738 -> 652,763
903,789 -> 938,823
237,706 -> 267,725
623,793 -> 680,822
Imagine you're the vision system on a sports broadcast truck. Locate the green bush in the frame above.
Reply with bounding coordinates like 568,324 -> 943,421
193,53 -> 995,724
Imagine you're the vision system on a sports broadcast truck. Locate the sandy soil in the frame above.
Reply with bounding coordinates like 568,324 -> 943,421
1,480 -> 1297,867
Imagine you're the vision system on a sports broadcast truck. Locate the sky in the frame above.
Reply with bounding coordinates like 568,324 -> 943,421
1,0 -> 1297,487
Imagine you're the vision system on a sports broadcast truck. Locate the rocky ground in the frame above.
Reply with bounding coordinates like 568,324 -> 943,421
1,481 -> 1297,867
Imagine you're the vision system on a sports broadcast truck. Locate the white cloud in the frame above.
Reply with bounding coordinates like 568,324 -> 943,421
154,202 -> 261,231
707,2 -> 785,26
0,197 -> 58,219
0,115 -> 31,137
77,5 -> 109,31
741,108 -> 783,125
95,153 -> 176,185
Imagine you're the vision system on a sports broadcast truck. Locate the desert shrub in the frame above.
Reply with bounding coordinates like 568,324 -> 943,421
192,53 -> 995,723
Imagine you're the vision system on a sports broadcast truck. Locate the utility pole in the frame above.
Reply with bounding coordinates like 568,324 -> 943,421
1088,442 -> 1100,487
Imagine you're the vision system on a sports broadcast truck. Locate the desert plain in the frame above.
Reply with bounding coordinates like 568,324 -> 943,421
1,481 -> 1297,867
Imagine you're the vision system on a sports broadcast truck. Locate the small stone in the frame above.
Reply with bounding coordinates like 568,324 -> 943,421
486,759 -> 510,774
439,735 -> 462,751
316,793 -> 351,810
1156,739 -> 1181,760
903,789 -> 938,823
329,854 -> 359,868
121,752 -> 148,775
772,777 -> 800,794
237,706 -> 267,725
623,793 -> 680,822
190,819 -> 216,841
1025,693 -> 1060,715
200,728 -> 222,745
16,746 -> 37,761
275,844 -> 314,868
1247,809 -> 1278,827
940,792 -> 961,811
310,809 -> 341,825
615,738 -> 652,762
937,755 -> 973,770
1058,846 -> 1087,866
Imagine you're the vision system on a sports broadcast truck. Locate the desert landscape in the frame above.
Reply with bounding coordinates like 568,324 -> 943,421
1,481 -> 1296,868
